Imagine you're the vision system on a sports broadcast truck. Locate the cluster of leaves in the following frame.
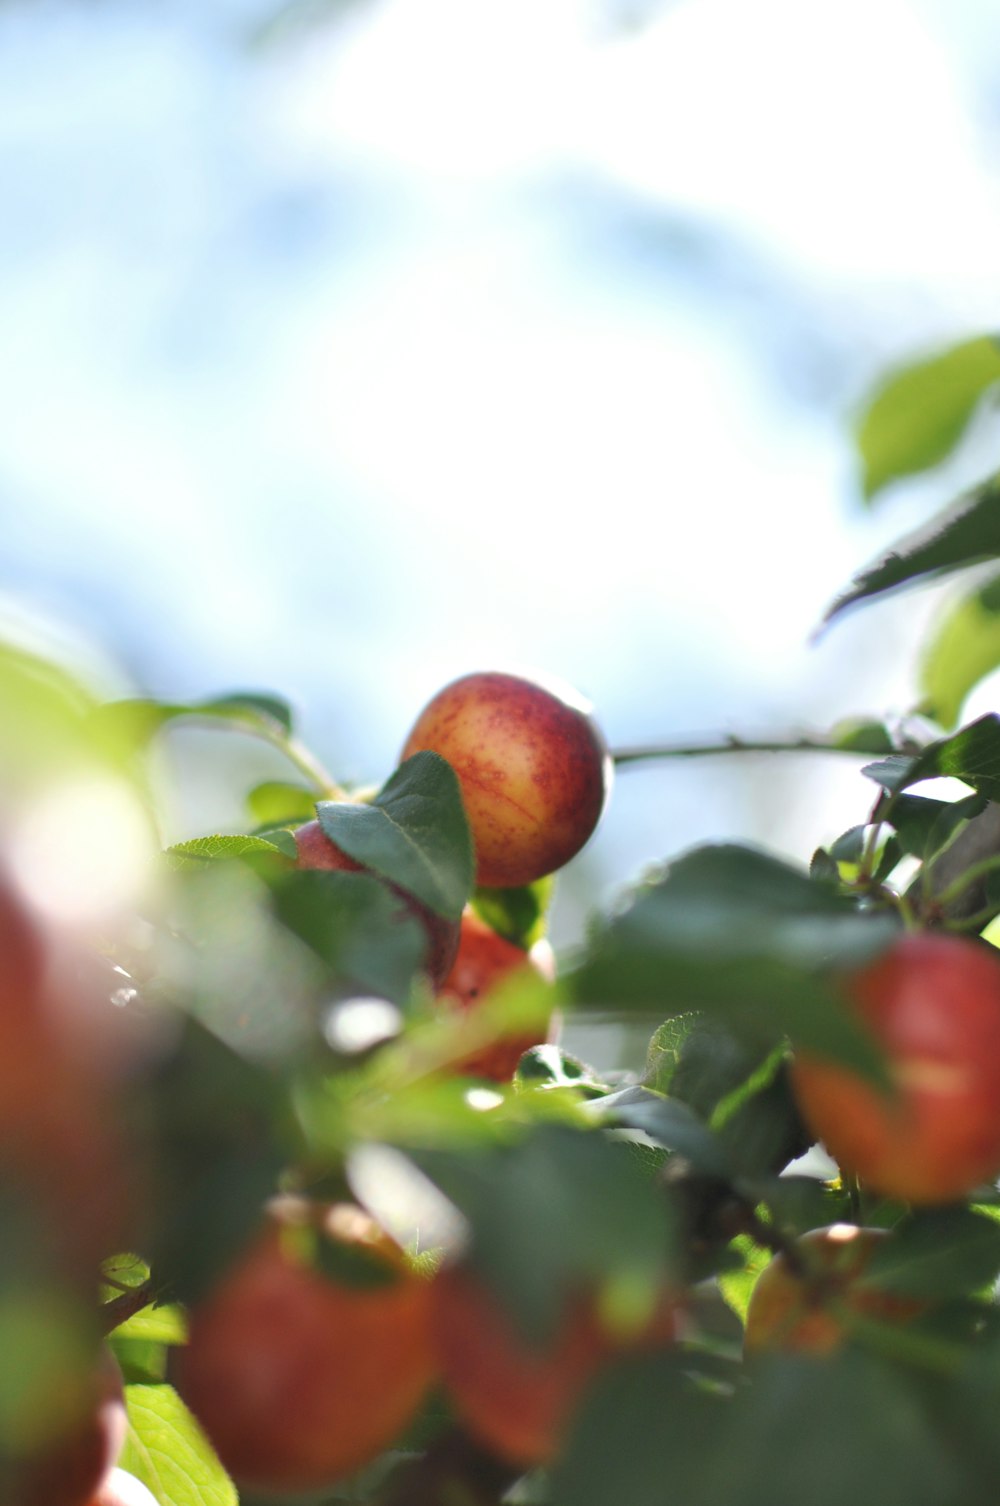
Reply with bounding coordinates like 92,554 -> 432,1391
10,331 -> 1000,1505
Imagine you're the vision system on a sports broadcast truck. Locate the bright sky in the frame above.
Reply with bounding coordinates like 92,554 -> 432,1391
2,0 -> 1000,926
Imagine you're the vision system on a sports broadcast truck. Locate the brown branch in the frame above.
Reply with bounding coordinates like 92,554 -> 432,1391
100,1277 -> 158,1336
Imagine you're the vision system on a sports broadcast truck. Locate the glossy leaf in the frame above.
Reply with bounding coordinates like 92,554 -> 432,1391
856,335 -> 1000,501
316,752 -> 473,921
824,472 -> 1000,625
920,571 -> 1000,727
569,844 -> 896,1078
862,714 -> 1000,801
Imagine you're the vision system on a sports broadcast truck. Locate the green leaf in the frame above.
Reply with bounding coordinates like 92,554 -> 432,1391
920,571 -> 1000,727
472,875 -> 554,948
828,718 -> 897,753
824,472 -> 1000,625
164,834 -> 293,867
569,844 -> 896,1079
119,1383 -> 237,1506
272,870 -> 427,1005
113,1305 -> 188,1345
552,1349 -> 965,1506
95,690 -> 296,747
593,1087 -> 729,1176
862,714 -> 1000,801
856,335 -> 1000,501
411,1124 -> 676,1345
316,752 -> 473,922
141,1017 -> 293,1306
246,779 -> 316,826
861,1208 -> 1000,1298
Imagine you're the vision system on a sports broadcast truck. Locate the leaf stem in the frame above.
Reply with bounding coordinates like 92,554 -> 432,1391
932,852 -> 1000,913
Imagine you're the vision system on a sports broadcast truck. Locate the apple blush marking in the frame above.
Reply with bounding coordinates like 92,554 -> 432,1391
400,671 -> 611,888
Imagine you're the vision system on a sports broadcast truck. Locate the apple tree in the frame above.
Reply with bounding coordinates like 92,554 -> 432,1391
5,334 -> 1000,1505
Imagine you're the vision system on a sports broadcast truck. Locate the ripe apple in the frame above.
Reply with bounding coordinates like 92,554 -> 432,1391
435,911 -> 555,1080
400,672 -> 611,888
294,819 -> 459,987
430,1264 -> 677,1467
15,1345 -> 127,1506
173,1201 -> 437,1493
86,1468 -> 159,1506
792,933 -> 1000,1204
743,1224 -> 924,1354
0,874 -> 130,1287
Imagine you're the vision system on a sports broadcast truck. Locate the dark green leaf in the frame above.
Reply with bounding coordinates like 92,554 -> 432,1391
272,870 -> 427,1005
920,570 -> 1000,727
862,1208 -> 1000,1298
141,1017 -> 293,1305
863,715 -> 1000,801
592,1087 -> 729,1175
316,752 -> 473,921
553,1348 -> 965,1506
856,335 -> 1000,501
824,472 -> 1000,624
569,845 -> 896,1079
411,1124 -> 676,1344
829,824 -> 867,863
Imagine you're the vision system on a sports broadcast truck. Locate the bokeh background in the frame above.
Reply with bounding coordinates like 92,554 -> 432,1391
4,0 -> 1000,951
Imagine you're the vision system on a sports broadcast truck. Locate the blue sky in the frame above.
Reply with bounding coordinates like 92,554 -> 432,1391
3,0 -> 1000,939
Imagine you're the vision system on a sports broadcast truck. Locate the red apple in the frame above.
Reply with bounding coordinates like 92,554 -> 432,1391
173,1202 -> 437,1493
792,933 -> 1000,1204
743,1224 -> 924,1354
400,672 -> 611,888
435,911 -> 555,1080
431,1264 -> 677,1467
294,819 -> 459,987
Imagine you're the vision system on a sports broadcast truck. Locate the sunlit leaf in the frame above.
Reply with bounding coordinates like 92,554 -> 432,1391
920,571 -> 1000,727
856,335 -> 1000,501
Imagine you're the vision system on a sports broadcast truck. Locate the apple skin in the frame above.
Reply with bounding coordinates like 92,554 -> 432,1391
0,874 -> 130,1288
15,1346 -> 127,1506
430,1264 -> 677,1468
792,933 -> 1000,1204
400,672 -> 611,888
294,819 -> 459,988
86,1469 -> 159,1506
435,912 -> 555,1080
172,1203 -> 437,1493
743,1225 -> 924,1355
